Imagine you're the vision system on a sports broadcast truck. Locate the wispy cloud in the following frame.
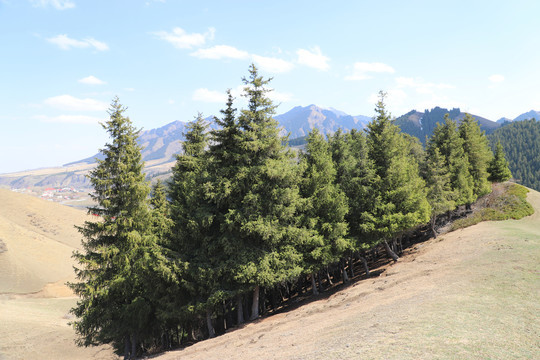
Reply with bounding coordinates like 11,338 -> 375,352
488,74 -> 505,83
47,34 -> 109,51
192,88 -> 227,103
252,55 -> 294,73
296,46 -> 330,71
43,94 -> 108,112
30,0 -> 75,10
34,114 -> 104,124
78,75 -> 106,85
395,77 -> 454,94
346,62 -> 395,80
153,27 -> 215,49
191,45 -> 250,60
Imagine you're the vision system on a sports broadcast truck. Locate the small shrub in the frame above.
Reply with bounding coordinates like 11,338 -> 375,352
450,183 -> 534,231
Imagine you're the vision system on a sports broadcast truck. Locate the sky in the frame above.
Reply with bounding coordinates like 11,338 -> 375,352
1,0 -> 539,173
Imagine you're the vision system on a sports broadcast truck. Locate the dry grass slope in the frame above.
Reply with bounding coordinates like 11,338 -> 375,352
0,189 -> 117,360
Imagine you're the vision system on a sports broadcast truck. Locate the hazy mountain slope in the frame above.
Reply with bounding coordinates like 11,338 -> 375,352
275,105 -> 370,138
155,188 -> 540,360
395,107 -> 500,143
488,119 -> 540,191
513,110 -> 540,122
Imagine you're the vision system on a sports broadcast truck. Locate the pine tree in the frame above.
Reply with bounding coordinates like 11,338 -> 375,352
150,179 -> 173,245
459,113 -> 493,197
227,64 -> 310,319
424,147 -> 456,237
69,97 -> 169,359
366,92 -> 430,260
488,141 -> 512,182
429,115 -> 475,207
299,128 -> 351,294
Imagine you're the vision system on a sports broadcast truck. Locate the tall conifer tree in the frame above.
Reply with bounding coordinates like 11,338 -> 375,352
366,92 -> 430,260
69,97 -> 168,359
300,128 -> 351,294
488,141 -> 512,182
459,114 -> 493,197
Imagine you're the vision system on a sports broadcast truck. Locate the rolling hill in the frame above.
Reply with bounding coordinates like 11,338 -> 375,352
0,189 -> 116,359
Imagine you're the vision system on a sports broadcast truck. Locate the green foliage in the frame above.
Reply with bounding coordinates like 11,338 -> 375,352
459,114 -> 493,197
450,183 -> 534,230
488,141 -> 512,182
488,119 -> 540,191
424,147 -> 456,229
428,115 -> 475,206
365,92 -> 430,242
69,97 -> 170,356
300,128 -> 351,272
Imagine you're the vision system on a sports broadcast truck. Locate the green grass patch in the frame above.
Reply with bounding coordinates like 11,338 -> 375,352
450,183 -> 534,231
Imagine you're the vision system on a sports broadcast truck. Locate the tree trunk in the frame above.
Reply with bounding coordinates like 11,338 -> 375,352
311,272 -> 319,295
250,285 -> 260,320
341,260 -> 349,283
236,294 -> 244,325
130,334 -> 137,359
317,271 -> 323,291
359,256 -> 370,276
431,217 -> 438,238
206,308 -> 216,338
384,240 -> 399,261
326,267 -> 334,286
123,335 -> 131,360
349,256 -> 355,278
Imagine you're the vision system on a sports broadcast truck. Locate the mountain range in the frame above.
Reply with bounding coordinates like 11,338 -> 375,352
1,105 -> 538,190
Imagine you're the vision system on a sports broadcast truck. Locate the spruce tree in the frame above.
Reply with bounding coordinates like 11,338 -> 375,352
226,64 -> 310,319
69,97 -> 169,359
366,92 -> 430,260
429,115 -> 475,207
424,147 -> 456,237
459,114 -> 493,197
488,141 -> 512,182
299,128 -> 351,294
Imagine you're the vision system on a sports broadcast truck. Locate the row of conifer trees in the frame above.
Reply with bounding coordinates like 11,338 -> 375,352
68,65 -> 511,359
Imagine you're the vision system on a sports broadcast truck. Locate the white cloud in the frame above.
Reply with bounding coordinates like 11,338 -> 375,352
124,87 -> 135,92
153,27 -> 215,49
43,95 -> 108,112
268,89 -> 294,103
346,62 -> 395,80
192,88 -> 227,103
47,34 -> 109,51
191,45 -> 250,60
395,77 -> 454,94
252,55 -> 294,73
30,0 -> 75,10
296,46 -> 330,71
34,114 -> 104,124
78,75 -> 106,85
488,74 -> 505,83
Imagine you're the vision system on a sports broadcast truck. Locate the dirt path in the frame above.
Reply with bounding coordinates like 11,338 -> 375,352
156,189 -> 540,360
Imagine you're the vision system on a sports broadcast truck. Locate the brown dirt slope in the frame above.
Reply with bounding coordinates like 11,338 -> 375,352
157,189 -> 540,360
0,189 -> 117,359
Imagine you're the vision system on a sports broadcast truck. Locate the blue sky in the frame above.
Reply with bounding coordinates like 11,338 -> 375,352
1,0 -> 539,173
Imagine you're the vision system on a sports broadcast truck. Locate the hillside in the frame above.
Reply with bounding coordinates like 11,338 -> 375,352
488,119 -> 540,191
0,189 -> 117,359
153,187 -> 540,360
1,186 -> 538,359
